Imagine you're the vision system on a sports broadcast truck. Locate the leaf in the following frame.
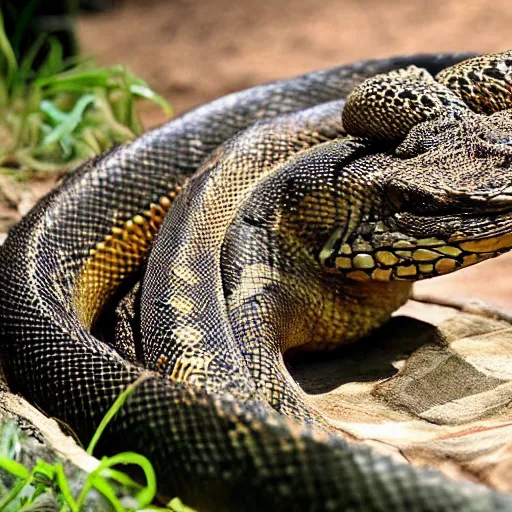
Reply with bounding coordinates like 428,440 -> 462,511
168,497 -> 198,512
85,474 -> 125,512
39,100 -> 68,124
37,37 -> 65,80
0,10 -> 18,86
98,452 -> 157,507
129,84 -> 172,117
0,479 -> 30,511
32,459 -> 55,482
7,0 -> 41,60
0,455 -> 30,479
53,463 -> 79,512
86,374 -> 152,456
41,94 -> 96,146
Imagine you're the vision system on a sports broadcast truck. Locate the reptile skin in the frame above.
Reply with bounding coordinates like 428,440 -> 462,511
2,52 -> 512,510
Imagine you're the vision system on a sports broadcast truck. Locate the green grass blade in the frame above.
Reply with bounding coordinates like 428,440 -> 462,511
129,84 -> 172,117
0,455 -> 31,479
85,474 -> 125,512
87,374 -> 152,456
168,497 -> 198,512
90,94 -> 137,139
18,34 -> 48,82
76,451 -> 156,511
0,478 -> 29,510
0,10 -> 18,86
32,459 -> 55,481
37,37 -> 65,80
98,452 -> 157,506
53,464 -> 79,512
40,100 -> 69,124
42,94 -> 96,145
35,68 -> 116,92
8,0 -> 41,59
0,78 -> 9,105
100,467 -> 143,489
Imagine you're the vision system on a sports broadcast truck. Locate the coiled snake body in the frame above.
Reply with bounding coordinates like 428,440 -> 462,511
2,52 -> 512,510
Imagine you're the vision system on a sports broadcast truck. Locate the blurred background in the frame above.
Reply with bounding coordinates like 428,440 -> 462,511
77,0 -> 512,126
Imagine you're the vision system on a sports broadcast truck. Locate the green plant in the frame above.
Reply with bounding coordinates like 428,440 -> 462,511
0,8 -> 171,177
0,376 -> 197,511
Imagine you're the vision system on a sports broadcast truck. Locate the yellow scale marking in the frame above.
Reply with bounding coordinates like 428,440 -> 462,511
459,233 -> 512,252
435,258 -> 458,274
436,245 -> 462,257
395,265 -> 417,277
375,251 -> 398,266
74,194 -> 174,329
371,268 -> 392,280
412,248 -> 441,262
353,254 -> 375,269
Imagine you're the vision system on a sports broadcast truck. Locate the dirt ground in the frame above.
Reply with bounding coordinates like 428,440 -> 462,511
79,0 -> 512,126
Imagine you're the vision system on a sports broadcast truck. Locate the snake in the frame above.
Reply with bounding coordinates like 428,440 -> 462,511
2,51 -> 512,510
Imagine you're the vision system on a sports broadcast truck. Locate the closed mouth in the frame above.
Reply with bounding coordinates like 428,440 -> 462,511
321,210 -> 512,283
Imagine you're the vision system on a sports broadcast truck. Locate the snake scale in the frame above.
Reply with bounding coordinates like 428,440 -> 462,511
2,51 -> 512,510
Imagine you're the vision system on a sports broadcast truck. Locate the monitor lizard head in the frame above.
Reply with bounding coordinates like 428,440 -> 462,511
319,50 -> 512,282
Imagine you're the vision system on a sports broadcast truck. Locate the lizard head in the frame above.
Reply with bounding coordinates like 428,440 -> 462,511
320,50 -> 512,282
